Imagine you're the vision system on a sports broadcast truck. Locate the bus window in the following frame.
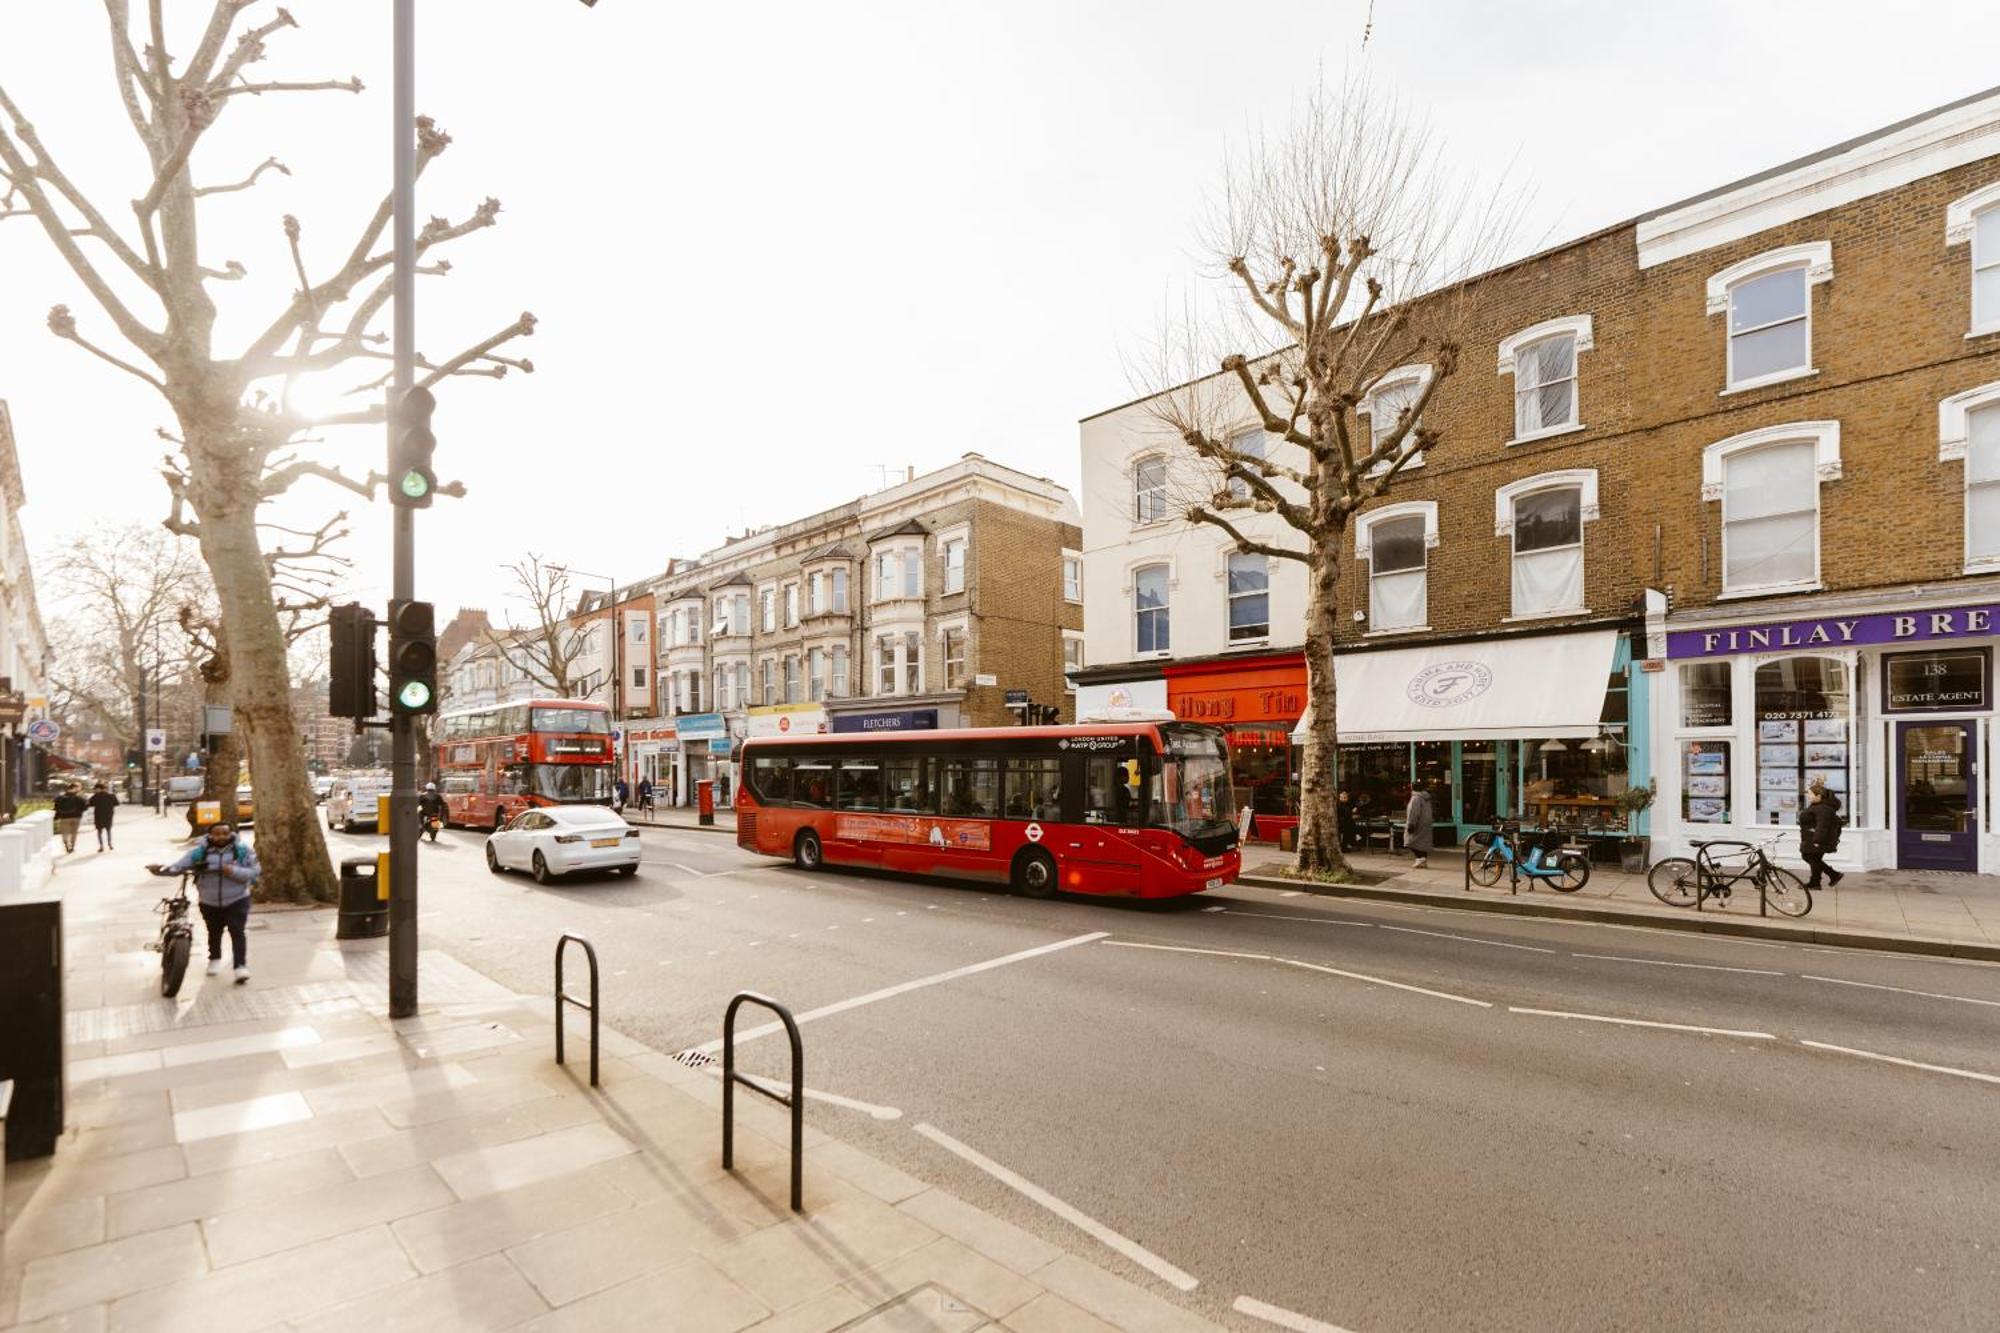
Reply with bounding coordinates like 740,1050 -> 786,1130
501,764 -> 531,796
750,754 -> 792,804
1004,758 -> 1062,821
941,758 -> 998,817
1083,755 -> 1139,826
883,757 -> 930,812
793,762 -> 833,809
835,760 -> 882,811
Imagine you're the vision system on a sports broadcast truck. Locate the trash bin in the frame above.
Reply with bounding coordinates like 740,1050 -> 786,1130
336,856 -> 388,940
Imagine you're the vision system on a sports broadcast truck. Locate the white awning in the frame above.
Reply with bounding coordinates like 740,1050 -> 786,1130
1292,629 -> 1620,744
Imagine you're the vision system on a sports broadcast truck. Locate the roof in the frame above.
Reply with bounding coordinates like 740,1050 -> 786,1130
798,541 -> 856,564
706,571 -> 754,591
864,519 -> 929,543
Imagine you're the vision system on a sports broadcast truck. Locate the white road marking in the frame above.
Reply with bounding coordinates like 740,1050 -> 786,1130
1202,905 -> 1228,913
1219,910 -> 1373,929
914,1122 -> 1199,1291
1572,953 -> 1783,976
1278,891 -> 1303,898
728,1070 -> 904,1119
670,862 -> 702,877
1379,924 -> 1555,953
697,932 -> 1110,1054
1234,1295 -> 1359,1333
1509,1007 -> 1775,1039
1102,941 -> 1274,962
1799,975 -> 2000,1008
1280,958 -> 1491,1008
1798,1040 -> 2000,1085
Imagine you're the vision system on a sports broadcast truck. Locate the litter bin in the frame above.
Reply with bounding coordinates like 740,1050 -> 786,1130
336,856 -> 388,940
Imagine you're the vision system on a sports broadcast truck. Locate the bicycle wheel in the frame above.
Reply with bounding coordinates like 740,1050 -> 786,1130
1760,865 -> 1813,918
1464,831 -> 1506,887
160,931 -> 190,998
1548,851 -> 1591,893
1647,857 -> 1701,907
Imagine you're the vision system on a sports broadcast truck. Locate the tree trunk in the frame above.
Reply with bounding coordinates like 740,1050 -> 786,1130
196,663 -> 243,837
192,465 -> 338,905
1294,546 -> 1354,878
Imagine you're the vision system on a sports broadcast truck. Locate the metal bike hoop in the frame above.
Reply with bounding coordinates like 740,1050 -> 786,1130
721,991 -> 804,1212
554,933 -> 600,1087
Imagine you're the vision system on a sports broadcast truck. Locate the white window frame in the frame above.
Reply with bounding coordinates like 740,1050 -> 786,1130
1223,427 -> 1268,501
735,662 -> 749,707
1940,380 -> 2000,572
758,585 -> 776,633
1947,181 -> 2000,339
782,582 -> 799,628
1061,631 -> 1085,690
1494,470 -> 1599,620
1355,500 -> 1439,635
940,619 -> 969,689
832,566 -> 849,613
1223,550 -> 1271,645
759,656 -> 776,706
937,525 -> 969,596
1131,561 -> 1172,656
807,646 -> 826,701
807,570 -> 825,615
1705,242 -> 1833,394
875,633 -> 897,696
782,654 -> 800,703
829,646 -> 847,698
1357,364 -> 1434,474
1060,549 -> 1083,604
902,629 -> 923,694
1497,315 -> 1593,445
1132,454 -> 1169,525
1701,421 -> 1841,598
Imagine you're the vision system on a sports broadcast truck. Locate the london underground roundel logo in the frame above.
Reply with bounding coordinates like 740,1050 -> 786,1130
1407,661 -> 1493,710
1025,822 -> 1044,843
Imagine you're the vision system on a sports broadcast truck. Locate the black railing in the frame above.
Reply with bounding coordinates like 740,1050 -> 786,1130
721,991 -> 803,1212
554,933 -> 600,1086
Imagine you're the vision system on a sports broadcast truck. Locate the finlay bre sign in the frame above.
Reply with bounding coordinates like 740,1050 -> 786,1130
1668,604 -> 2000,660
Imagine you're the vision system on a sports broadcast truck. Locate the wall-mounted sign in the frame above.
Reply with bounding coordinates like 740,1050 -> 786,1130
1670,603 -> 2000,659
831,709 -> 938,734
1883,648 -> 1988,713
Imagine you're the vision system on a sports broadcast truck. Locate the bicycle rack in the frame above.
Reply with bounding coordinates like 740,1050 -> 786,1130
554,934 -> 600,1087
721,991 -> 804,1213
1692,842 -> 1770,917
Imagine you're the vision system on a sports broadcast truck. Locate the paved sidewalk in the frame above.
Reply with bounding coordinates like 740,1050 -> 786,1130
2,834 -> 1220,1333
1243,845 -> 2000,958
622,805 -> 733,835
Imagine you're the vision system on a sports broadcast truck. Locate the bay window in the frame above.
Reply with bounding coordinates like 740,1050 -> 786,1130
832,567 -> 848,612
1134,563 -> 1170,654
808,571 -> 825,614
903,630 -> 922,693
1226,552 -> 1269,642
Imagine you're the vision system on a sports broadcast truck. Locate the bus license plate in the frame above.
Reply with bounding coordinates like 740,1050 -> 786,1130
1204,877 -> 1223,890
590,837 -> 620,848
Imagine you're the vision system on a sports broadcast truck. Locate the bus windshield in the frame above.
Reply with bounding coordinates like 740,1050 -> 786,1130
531,707 -> 610,735
1155,726 -> 1236,842
531,763 -> 612,802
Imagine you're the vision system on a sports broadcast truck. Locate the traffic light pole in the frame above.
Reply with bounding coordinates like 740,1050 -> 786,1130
388,0 -> 419,1019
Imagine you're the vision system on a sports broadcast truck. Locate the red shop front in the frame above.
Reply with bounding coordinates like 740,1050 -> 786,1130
1164,654 -> 1306,843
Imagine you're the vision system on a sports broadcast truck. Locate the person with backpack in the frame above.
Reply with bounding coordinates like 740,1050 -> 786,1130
87,781 -> 119,851
148,823 -> 260,983
1798,779 -> 1846,889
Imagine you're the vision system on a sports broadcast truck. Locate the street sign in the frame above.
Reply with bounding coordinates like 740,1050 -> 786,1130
0,698 -> 25,726
203,704 -> 233,735
146,728 -> 166,753
25,718 -> 59,744
1004,689 -> 1030,706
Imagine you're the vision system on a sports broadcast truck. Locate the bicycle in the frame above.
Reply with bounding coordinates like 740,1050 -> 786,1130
1464,819 -> 1592,893
1646,833 -> 1812,918
148,872 -> 195,997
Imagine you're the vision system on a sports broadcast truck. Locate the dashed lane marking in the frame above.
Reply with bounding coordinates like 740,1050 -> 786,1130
1509,1007 -> 1775,1040
1280,958 -> 1492,1008
1571,953 -> 1784,976
1216,910 -> 1371,928
1233,1295 -> 1360,1333
914,1122 -> 1199,1292
1102,941 -> 1274,962
694,932 -> 1110,1054
1798,1040 -> 2000,1085
1799,975 -> 2000,1008
1379,924 -> 1555,953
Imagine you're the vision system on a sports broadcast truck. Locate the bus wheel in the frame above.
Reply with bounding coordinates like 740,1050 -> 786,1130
794,829 -> 823,871
1014,849 -> 1059,899
491,808 -> 507,834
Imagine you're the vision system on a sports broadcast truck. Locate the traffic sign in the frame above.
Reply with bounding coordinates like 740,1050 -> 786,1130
145,728 -> 166,753
25,718 -> 59,744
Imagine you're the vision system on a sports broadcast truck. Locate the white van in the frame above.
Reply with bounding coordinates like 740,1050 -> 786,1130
164,774 -> 205,806
326,774 -> 393,833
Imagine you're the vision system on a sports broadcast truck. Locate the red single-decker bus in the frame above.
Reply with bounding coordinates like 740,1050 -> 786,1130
433,698 -> 615,831
736,721 -> 1239,898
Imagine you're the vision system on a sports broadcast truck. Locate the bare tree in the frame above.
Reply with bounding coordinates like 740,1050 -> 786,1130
1148,76 -> 1516,879
0,4 -> 535,901
492,554 -> 589,698
47,523 -> 209,750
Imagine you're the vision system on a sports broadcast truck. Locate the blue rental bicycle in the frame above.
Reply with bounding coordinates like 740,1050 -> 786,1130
1463,819 -> 1591,893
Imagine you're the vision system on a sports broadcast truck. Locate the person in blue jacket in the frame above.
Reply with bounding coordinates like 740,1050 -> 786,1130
149,823 -> 260,984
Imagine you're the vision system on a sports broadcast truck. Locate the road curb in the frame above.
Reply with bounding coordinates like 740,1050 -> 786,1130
1234,872 -> 2000,963
625,817 -> 733,835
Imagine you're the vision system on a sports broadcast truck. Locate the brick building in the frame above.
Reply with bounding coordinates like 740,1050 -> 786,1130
1080,85 -> 2000,870
630,455 -> 1082,805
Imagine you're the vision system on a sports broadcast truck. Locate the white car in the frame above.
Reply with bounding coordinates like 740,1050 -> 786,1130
485,805 -> 641,884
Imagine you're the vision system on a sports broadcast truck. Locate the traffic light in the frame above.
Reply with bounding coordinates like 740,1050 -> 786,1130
387,599 -> 438,716
328,602 -> 379,719
389,384 -> 437,508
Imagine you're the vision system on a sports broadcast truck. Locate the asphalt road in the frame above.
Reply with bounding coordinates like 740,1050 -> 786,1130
328,822 -> 2000,1333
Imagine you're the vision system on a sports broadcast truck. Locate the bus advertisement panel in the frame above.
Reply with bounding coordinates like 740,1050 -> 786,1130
736,722 -> 1238,898
433,698 -> 615,830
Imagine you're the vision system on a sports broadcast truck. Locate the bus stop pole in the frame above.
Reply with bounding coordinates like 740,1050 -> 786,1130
387,0 -> 420,1019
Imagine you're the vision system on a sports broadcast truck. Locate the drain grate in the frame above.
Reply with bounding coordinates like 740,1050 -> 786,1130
672,1048 -> 718,1071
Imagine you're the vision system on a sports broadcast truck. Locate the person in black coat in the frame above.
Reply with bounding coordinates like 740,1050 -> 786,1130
87,781 -> 119,851
1798,780 -> 1845,888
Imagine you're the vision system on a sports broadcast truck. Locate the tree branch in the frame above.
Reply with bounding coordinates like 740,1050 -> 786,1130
258,459 -> 379,502
415,312 -> 536,389
1183,505 -> 1311,564
216,76 -> 363,99
194,154 -> 288,196
47,304 -> 165,390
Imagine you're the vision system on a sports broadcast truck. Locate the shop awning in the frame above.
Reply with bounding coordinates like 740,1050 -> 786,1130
1291,629 -> 1621,744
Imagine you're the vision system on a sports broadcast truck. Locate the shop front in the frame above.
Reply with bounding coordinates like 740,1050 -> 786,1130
627,725 -> 679,802
1661,591 -> 2000,872
747,703 -> 829,739
824,696 -> 968,733
673,712 -> 727,808
1163,655 -> 1307,844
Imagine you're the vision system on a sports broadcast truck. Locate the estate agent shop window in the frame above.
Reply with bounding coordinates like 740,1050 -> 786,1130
1674,654 -> 1855,830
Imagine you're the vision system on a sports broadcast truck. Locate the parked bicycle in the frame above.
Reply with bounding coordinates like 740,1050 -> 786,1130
1647,833 -> 1812,918
149,872 -> 194,997
1464,820 -> 1592,892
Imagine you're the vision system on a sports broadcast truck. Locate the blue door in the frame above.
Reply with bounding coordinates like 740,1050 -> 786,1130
1896,721 -> 1978,872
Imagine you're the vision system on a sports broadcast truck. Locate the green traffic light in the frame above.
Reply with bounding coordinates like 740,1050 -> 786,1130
399,469 -> 431,500
396,679 -> 433,711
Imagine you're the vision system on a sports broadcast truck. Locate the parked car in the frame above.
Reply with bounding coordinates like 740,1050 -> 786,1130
327,775 -> 393,833
485,805 -> 640,884
313,775 -> 335,804
164,774 -> 204,806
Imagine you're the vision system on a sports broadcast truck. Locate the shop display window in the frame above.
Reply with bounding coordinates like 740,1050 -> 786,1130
1339,744 -> 1410,825
1682,740 -> 1731,824
1680,661 -> 1732,728
1752,656 -> 1849,825
1227,726 -> 1295,816
1519,734 -> 1629,830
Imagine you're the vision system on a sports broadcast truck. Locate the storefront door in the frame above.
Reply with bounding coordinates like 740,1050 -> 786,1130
1896,721 -> 1978,872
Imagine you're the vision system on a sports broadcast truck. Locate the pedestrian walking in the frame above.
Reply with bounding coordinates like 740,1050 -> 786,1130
149,822 -> 260,984
1404,783 -> 1434,870
52,784 -> 86,853
1336,789 -> 1357,851
87,781 -> 119,851
1798,779 -> 1846,889
612,777 -> 629,814
637,776 -> 654,814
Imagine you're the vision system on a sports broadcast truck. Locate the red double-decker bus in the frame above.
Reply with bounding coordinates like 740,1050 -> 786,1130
433,698 -> 615,831
736,721 -> 1239,898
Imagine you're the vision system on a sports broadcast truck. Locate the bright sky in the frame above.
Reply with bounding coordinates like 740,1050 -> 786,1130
6,1 -> 1998,631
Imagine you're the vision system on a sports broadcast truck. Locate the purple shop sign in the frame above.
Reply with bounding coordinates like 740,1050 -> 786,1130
1668,604 -> 2000,659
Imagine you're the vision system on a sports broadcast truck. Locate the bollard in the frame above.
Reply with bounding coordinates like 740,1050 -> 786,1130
0,830 -> 24,892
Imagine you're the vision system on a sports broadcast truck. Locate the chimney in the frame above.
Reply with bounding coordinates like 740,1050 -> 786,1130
905,465 -> 914,483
